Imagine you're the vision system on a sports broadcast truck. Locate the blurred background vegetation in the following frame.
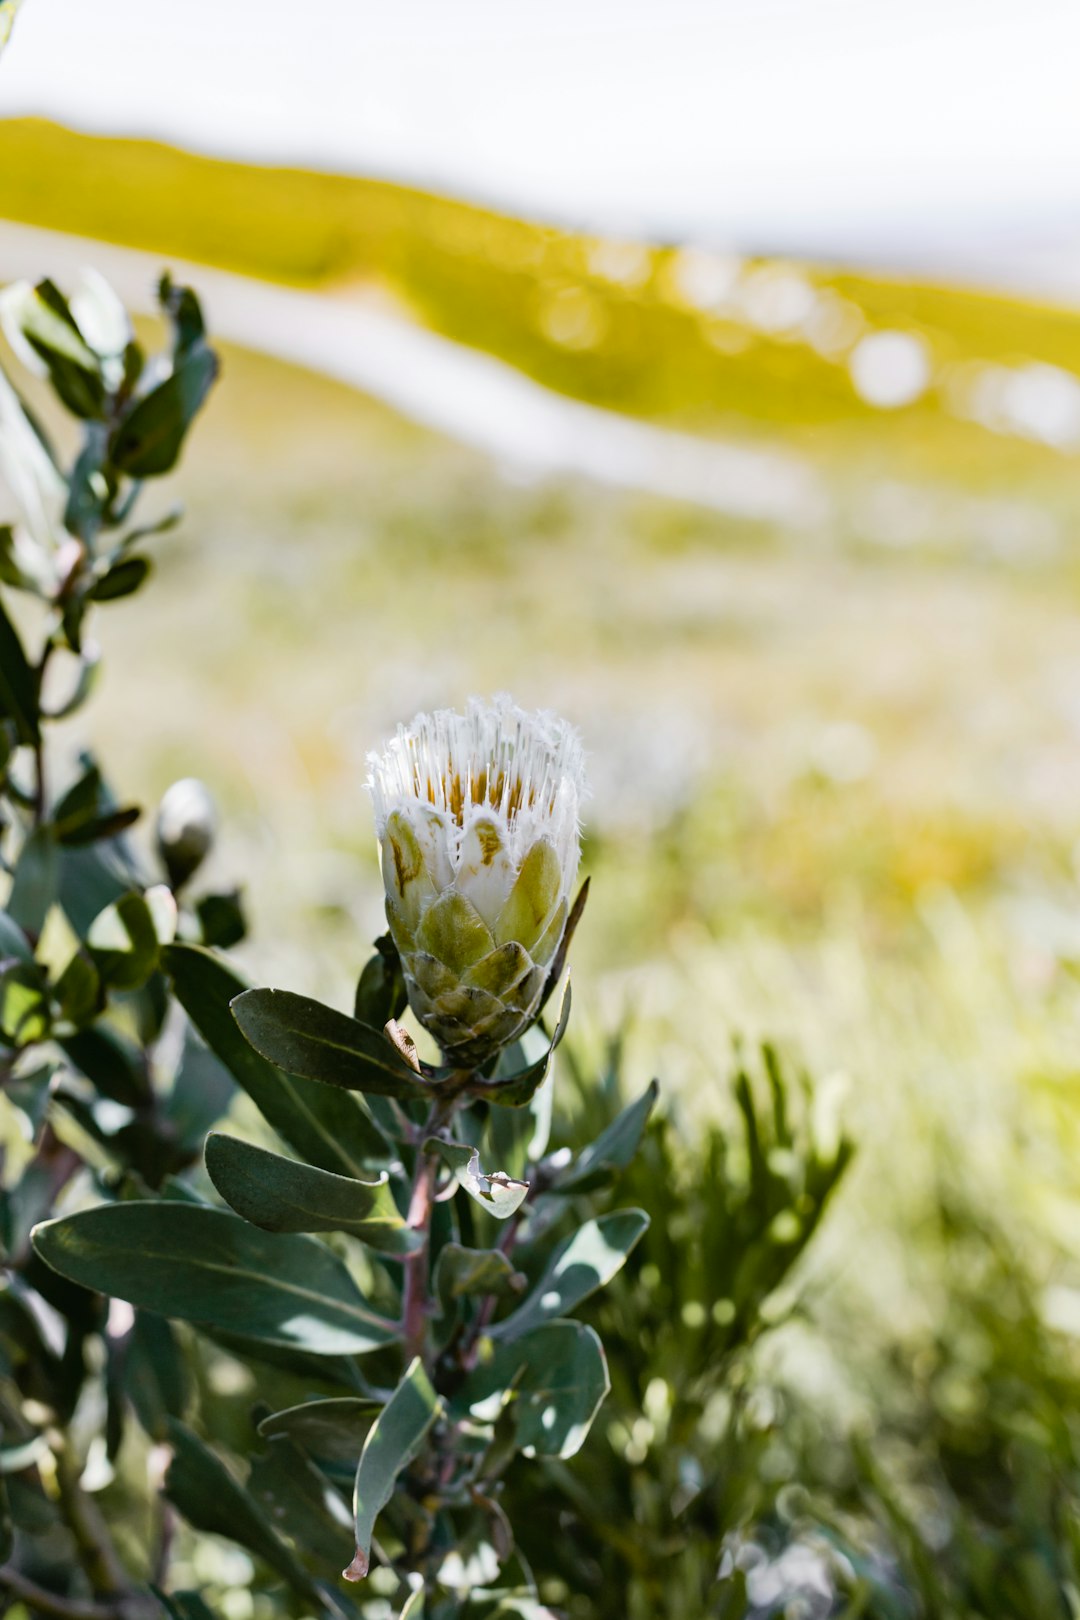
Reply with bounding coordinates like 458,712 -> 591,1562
5,71 -> 1080,1618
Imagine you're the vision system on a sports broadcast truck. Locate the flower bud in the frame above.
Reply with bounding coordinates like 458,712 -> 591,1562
367,696 -> 586,1068
155,777 -> 216,890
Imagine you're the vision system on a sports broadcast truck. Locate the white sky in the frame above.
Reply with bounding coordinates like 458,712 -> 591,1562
2,0 -> 1079,258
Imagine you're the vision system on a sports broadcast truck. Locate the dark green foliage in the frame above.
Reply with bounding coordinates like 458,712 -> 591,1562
499,1045 -> 853,1619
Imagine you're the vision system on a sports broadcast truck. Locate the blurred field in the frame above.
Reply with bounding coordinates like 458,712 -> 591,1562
41,336 -> 1080,1328
7,120 -> 1080,1534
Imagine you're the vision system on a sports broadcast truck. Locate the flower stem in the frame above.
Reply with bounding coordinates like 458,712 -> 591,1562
400,1097 -> 455,1365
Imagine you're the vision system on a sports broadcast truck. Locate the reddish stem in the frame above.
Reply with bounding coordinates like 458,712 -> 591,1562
401,1145 -> 440,1365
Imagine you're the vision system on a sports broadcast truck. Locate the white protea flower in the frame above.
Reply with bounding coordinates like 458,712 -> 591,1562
367,695 -> 586,1068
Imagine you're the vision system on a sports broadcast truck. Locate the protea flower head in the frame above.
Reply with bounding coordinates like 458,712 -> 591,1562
367,695 -> 586,1068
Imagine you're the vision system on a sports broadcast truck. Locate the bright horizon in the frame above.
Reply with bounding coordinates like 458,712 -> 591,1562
3,0 -> 1080,273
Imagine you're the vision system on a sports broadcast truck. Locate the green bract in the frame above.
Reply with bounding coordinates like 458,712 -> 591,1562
367,696 -> 587,1067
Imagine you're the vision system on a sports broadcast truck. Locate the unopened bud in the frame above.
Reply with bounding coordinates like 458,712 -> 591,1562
155,777 -> 216,890
367,696 -> 586,1068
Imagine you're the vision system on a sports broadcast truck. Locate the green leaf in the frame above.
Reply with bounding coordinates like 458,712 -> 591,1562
485,1067 -> 552,1183
345,1357 -> 441,1582
88,555 -> 151,602
110,345 -> 218,477
87,888 -> 172,990
164,944 -> 388,1175
0,959 -> 48,1046
257,1397 -> 382,1467
231,987 -> 432,1101
56,807 -> 141,848
32,1202 -> 397,1355
195,888 -> 246,950
204,1330 -> 369,1396
7,827 -> 57,935
0,910 -> 32,963
125,1310 -> 189,1440
397,1584 -> 425,1620
159,274 -> 207,361
205,1133 -> 420,1255
491,1210 -> 649,1342
452,1320 -> 608,1459
434,1243 -> 525,1310
164,1024 -> 235,1151
164,1419 -> 325,1607
425,1138 -> 529,1221
249,1437 -> 354,1567
5,280 -> 106,418
63,424 -> 111,543
535,877 -> 588,1017
116,506 -> 181,552
553,1079 -> 659,1194
354,937 -> 408,1028
59,1024 -> 151,1107
472,984 -> 572,1109
53,949 -> 101,1024
0,595 -> 38,745
57,839 -> 136,935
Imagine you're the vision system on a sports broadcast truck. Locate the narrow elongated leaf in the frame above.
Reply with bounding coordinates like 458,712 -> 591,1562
472,984 -> 571,1108
32,1201 -> 396,1355
250,1438 -> 354,1566
554,1079 -> 659,1194
354,937 -> 408,1028
0,911 -> 32,962
205,1329 -> 369,1395
0,596 -> 38,745
232,987 -> 433,1101
58,839 -> 135,936
536,878 -> 588,1017
0,959 -> 48,1046
492,1209 -> 649,1342
125,1310 -> 189,1440
398,1584 -> 425,1620
110,344 -> 218,476
258,1397 -> 381,1466
60,1024 -> 151,1108
7,826 -> 56,935
426,1139 -> 529,1220
164,944 -> 387,1176
88,555 -> 151,601
164,1024 -> 235,1149
164,1419 -> 324,1607
452,1320 -> 609,1459
345,1358 -> 441,1582
5,280 -> 106,418
206,1133 -> 419,1255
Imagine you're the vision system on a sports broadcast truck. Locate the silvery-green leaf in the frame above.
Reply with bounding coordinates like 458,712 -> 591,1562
345,1358 -> 441,1582
492,1209 -> 649,1341
426,1138 -> 529,1221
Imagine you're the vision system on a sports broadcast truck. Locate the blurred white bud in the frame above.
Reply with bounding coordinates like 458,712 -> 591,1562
155,777 -> 216,890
